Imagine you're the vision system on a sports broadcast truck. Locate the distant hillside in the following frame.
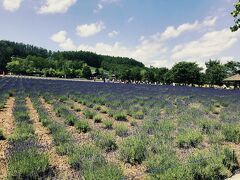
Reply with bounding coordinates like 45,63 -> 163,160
0,40 -> 144,72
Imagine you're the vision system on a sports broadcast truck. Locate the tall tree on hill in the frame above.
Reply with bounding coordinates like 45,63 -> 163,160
82,66 -> 92,79
130,68 -> 142,81
231,0 -> 240,32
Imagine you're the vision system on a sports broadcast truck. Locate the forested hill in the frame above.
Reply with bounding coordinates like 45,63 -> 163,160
0,40 -> 50,71
0,40 -> 144,72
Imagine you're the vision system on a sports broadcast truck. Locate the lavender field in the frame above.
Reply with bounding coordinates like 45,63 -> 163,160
0,76 -> 240,179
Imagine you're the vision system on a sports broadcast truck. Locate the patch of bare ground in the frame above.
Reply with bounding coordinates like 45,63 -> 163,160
227,174 -> 240,180
26,97 -> 80,179
0,97 -> 15,180
40,97 -> 91,145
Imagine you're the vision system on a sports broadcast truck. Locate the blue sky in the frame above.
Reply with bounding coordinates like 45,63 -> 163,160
0,0 -> 239,67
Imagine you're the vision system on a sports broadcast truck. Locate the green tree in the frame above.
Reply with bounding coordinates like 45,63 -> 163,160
95,68 -> 100,75
205,60 -> 227,86
171,62 -> 202,85
143,68 -> 155,83
164,70 -> 174,84
154,67 -> 169,84
130,68 -> 142,81
231,0 -> 240,32
6,59 -> 23,74
82,66 -> 92,79
224,61 -> 240,76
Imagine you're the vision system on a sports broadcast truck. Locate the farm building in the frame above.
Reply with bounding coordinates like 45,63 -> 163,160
223,74 -> 240,89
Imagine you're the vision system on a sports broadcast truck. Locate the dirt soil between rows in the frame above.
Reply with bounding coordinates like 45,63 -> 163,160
26,97 -> 81,179
0,97 -> 15,179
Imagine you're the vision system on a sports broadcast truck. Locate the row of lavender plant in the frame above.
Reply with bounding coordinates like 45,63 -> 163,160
35,94 -> 124,179
6,92 -> 50,179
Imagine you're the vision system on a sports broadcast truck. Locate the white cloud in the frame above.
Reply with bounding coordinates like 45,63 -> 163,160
127,16 -> 135,23
78,42 -> 132,57
160,16 -> 217,41
51,31 -> 76,51
139,36 -> 145,41
171,28 -> 240,60
52,16 -> 239,68
219,56 -> 235,64
97,3 -> 103,10
2,0 -> 23,12
38,0 -> 77,14
76,17 -> 220,67
108,30 -> 119,38
76,21 -> 105,37
95,0 -> 120,12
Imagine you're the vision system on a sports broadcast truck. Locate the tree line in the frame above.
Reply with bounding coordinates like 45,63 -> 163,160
1,40 -> 240,86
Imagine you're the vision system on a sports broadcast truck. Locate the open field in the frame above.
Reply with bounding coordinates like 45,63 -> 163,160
0,76 -> 240,179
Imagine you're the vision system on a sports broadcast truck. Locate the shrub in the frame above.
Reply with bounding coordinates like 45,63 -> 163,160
0,128 -> 5,140
86,102 -> 94,108
8,148 -> 49,179
83,109 -> 95,119
115,124 -> 128,137
223,124 -> 240,143
55,106 -> 65,117
40,117 -> 51,127
107,110 -> 115,117
81,100 -> 86,105
53,130 -> 72,146
8,91 -> 14,97
0,103 -> 5,109
176,129 -> 203,148
130,119 -> 137,126
83,164 -> 123,180
14,112 -> 30,123
73,106 -> 81,112
133,111 -> 144,120
65,115 -> 78,126
8,124 -> 35,143
94,115 -> 102,123
212,107 -> 220,115
91,131 -> 117,152
222,148 -> 239,172
56,142 -> 75,156
103,120 -> 113,129
94,105 -> 102,111
119,135 -> 146,164
214,102 -> 221,108
114,112 -> 127,121
145,150 -> 191,179
58,96 -> 68,102
142,120 -> 157,135
189,151 -> 228,180
198,119 -> 221,134
69,144 -> 105,170
48,122 -> 62,134
75,120 -> 91,133
209,131 -> 224,144
100,107 -> 108,114
188,148 -> 239,180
